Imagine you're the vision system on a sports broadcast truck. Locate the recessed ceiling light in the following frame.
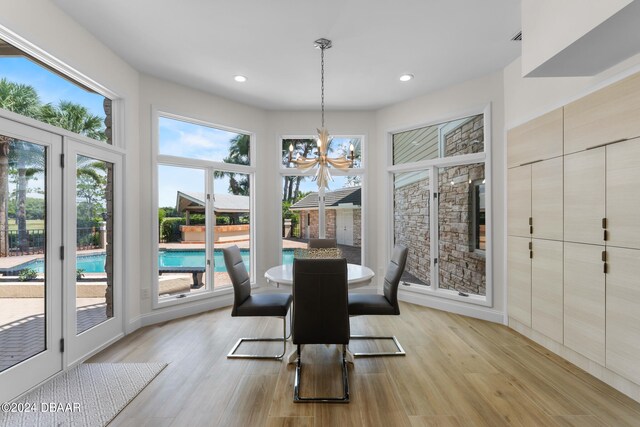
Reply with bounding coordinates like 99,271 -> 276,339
399,74 -> 414,82
234,75 -> 247,83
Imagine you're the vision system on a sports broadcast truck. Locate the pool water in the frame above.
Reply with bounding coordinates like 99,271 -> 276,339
17,249 -> 295,273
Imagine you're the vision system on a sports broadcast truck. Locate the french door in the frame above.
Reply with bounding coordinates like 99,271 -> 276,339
0,117 -> 63,403
63,140 -> 123,365
0,117 -> 123,402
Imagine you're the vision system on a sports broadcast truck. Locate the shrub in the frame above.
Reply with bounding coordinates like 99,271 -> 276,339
216,216 -> 230,225
189,214 -> 206,225
76,268 -> 85,280
160,217 -> 185,242
18,268 -> 38,282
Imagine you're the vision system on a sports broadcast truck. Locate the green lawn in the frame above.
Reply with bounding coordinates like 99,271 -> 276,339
7,219 -> 45,231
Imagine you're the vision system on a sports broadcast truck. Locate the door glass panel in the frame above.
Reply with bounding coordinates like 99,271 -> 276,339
393,171 -> 430,286
0,136 -> 47,371
214,172 -> 250,288
157,165 -> 206,298
76,155 -> 113,333
438,163 -> 486,296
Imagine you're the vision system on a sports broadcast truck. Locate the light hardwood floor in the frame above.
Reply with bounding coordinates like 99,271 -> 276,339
90,302 -> 640,426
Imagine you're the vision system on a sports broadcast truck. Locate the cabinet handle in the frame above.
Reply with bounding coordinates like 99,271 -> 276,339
604,230 -> 608,241
530,226 -> 533,235
601,251 -> 607,262
519,159 -> 543,166
529,217 -> 533,226
529,250 -> 533,259
604,263 -> 608,274
602,218 -> 607,229
586,138 -> 629,150
528,241 -> 532,250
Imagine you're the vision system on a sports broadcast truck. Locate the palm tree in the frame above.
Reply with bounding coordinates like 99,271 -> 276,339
214,134 -> 250,196
39,101 -> 106,141
0,78 -> 41,119
0,79 -> 41,256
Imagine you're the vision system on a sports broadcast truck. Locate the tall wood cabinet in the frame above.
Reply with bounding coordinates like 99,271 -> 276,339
507,109 -> 564,343
508,72 -> 640,395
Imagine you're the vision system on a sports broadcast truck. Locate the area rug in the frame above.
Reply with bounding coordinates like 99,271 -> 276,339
0,362 -> 167,427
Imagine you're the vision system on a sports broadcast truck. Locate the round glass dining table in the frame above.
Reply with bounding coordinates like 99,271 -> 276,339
264,263 -> 374,288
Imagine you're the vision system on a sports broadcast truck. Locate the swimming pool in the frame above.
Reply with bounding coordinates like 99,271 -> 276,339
11,248 -> 296,274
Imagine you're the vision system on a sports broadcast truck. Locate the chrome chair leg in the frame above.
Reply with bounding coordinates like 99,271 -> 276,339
227,316 -> 287,360
349,335 -> 406,357
294,344 -> 350,403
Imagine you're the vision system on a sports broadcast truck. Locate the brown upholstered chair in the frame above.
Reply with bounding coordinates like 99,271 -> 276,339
308,238 -> 337,248
224,245 -> 292,359
292,258 -> 350,403
348,244 -> 408,357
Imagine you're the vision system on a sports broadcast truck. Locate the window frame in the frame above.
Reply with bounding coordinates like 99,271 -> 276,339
386,104 -> 493,307
0,29 -> 122,148
152,110 -> 256,309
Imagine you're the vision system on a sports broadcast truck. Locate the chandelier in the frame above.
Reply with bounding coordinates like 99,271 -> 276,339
288,38 -> 354,189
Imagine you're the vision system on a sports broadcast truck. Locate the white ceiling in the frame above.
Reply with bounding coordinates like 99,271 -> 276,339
53,0 -> 521,110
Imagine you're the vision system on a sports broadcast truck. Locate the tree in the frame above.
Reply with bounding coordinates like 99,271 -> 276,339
39,101 -> 106,141
0,78 -> 41,119
282,138 -> 315,202
214,134 -> 250,195
0,79 -> 42,255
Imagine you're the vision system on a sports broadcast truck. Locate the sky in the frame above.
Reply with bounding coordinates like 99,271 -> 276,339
0,57 -> 107,118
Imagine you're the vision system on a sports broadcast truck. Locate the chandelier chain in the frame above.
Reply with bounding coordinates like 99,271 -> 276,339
321,45 -> 325,129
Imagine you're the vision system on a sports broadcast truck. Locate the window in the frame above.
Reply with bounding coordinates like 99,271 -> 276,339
389,111 -> 489,303
156,114 -> 254,303
280,136 -> 364,265
0,37 -> 112,144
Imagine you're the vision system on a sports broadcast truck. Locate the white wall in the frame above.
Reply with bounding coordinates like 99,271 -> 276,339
0,0 -> 142,329
521,0 -> 632,76
137,75 -> 267,323
504,52 -> 640,129
375,72 -> 506,322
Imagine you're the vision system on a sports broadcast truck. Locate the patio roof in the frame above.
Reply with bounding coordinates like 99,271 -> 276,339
290,186 -> 361,211
176,191 -> 250,214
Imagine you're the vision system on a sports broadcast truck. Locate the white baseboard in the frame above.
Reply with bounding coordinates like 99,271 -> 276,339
137,294 -> 234,328
509,318 -> 640,404
399,290 -> 504,323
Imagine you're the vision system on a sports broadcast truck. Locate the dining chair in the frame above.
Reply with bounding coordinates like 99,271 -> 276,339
223,245 -> 293,359
347,244 -> 408,357
292,258 -> 350,403
308,238 -> 337,248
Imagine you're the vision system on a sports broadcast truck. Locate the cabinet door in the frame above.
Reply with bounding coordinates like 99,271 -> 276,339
564,149 -> 605,245
532,157 -> 563,241
607,138 -> 640,249
507,166 -> 531,237
564,242 -> 605,365
606,247 -> 640,385
508,236 -> 532,327
532,239 -> 563,343
507,108 -> 564,168
565,73 -> 640,154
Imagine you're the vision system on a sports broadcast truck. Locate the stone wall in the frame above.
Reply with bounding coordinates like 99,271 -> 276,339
438,114 -> 486,295
393,178 -> 430,285
353,209 -> 362,247
445,114 -> 484,156
438,164 -> 486,295
308,210 -> 337,240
